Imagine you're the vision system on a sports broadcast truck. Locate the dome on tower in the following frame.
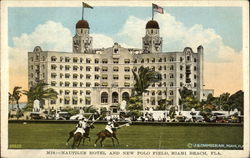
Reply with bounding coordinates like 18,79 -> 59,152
146,20 -> 159,29
76,20 -> 90,29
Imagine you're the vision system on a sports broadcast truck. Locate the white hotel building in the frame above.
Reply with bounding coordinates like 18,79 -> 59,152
28,18 -> 211,112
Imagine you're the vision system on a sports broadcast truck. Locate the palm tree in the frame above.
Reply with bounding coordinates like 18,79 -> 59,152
132,66 -> 161,96
131,66 -> 161,112
23,82 -> 58,110
218,92 -> 230,111
11,86 -> 22,109
8,92 -> 15,110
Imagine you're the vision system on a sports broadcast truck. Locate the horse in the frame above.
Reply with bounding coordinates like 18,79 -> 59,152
66,124 -> 95,148
94,123 -> 120,147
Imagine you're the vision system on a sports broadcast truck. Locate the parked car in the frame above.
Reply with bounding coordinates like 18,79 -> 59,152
30,112 -> 44,120
227,115 -> 239,123
213,112 -> 227,118
216,117 -> 228,123
56,112 -> 70,120
192,115 -> 204,122
175,115 -> 187,122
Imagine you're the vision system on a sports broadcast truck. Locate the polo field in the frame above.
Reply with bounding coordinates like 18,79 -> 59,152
8,122 -> 243,149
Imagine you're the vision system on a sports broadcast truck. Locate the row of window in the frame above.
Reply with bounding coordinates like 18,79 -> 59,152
30,55 -> 198,64
49,81 -> 197,88
31,64 -> 198,73
50,81 -> 131,87
47,73 -> 133,80
51,97 -> 92,105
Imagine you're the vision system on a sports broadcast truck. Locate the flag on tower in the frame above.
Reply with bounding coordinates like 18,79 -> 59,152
152,3 -> 164,14
82,2 -> 93,9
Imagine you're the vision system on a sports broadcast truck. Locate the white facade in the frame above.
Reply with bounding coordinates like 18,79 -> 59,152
28,19 -> 205,112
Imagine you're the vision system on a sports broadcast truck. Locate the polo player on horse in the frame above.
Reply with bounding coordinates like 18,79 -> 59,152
105,118 -> 117,136
74,118 -> 88,136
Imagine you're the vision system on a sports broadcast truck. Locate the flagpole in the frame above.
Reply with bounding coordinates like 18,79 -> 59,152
152,4 -> 154,20
82,3 -> 84,20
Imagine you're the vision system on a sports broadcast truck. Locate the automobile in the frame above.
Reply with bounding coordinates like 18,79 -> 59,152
56,112 -> 70,120
208,115 -> 217,122
216,117 -> 228,123
175,115 -> 187,122
192,115 -> 204,122
212,112 -> 227,118
227,115 -> 239,123
30,112 -> 44,120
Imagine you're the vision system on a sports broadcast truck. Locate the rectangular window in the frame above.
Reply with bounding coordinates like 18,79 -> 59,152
124,67 -> 130,72
65,57 -> 70,62
95,67 -> 99,72
73,66 -> 78,71
65,82 -> 70,87
72,99 -> 78,105
124,59 -> 130,64
51,65 -> 56,70
64,98 -> 70,105
170,74 -> 174,79
51,73 -> 57,78
95,59 -> 99,64
102,67 -> 108,72
65,90 -> 70,95
170,65 -> 174,70
86,82 -> 91,87
73,74 -> 78,79
73,90 -> 78,95
102,59 -> 108,64
113,67 -> 119,72
124,82 -> 130,87
102,74 -> 108,80
113,58 -> 119,64
113,75 -> 119,80
124,75 -> 130,80
73,58 -> 78,63
65,65 -> 70,70
86,58 -> 91,63
86,74 -> 91,79
73,82 -> 78,87
102,82 -> 108,87
86,66 -> 91,71
65,73 -> 70,78
85,97 -> 91,105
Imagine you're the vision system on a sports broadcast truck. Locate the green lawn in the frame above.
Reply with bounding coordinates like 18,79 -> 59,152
9,123 -> 243,149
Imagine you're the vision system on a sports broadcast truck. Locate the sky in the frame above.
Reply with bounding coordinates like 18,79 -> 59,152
8,6 -> 243,101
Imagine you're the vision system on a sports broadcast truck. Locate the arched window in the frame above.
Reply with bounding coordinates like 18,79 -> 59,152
112,92 -> 119,103
101,92 -> 108,104
122,92 -> 129,102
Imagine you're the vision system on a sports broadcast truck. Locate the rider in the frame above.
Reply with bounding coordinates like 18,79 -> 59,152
105,118 -> 116,135
74,118 -> 88,136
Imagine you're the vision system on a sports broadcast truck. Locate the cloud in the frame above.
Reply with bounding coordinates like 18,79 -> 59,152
92,34 -> 114,48
12,21 -> 72,52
